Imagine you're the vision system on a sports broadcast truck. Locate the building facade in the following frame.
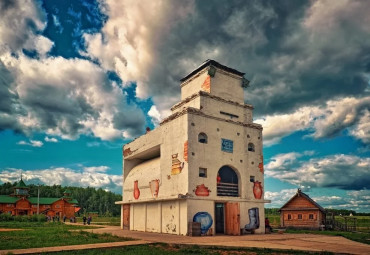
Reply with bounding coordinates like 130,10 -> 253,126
0,179 -> 78,218
117,60 -> 268,235
279,189 -> 326,229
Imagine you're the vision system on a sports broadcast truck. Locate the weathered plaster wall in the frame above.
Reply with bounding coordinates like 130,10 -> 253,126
210,70 -> 244,104
181,70 -> 208,100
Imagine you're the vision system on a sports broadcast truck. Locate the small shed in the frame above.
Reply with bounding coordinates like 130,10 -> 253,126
279,189 -> 325,229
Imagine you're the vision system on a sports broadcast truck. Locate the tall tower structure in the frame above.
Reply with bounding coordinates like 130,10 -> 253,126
117,60 -> 267,235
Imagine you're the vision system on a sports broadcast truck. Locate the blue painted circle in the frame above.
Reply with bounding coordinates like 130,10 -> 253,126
193,212 -> 213,234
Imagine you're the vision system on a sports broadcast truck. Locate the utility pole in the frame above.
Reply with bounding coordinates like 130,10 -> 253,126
37,184 -> 40,215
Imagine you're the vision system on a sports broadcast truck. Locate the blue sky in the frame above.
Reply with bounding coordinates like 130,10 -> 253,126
0,0 -> 369,212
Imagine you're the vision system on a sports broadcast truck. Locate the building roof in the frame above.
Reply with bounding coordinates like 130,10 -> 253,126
63,189 -> 72,194
14,179 -> 28,188
0,195 -> 20,203
180,59 -> 245,82
0,195 -> 78,205
279,189 -> 325,213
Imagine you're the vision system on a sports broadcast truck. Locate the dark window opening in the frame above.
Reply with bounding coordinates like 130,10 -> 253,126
288,214 -> 291,220
198,133 -> 208,143
298,214 -> 302,219
309,214 -> 314,220
220,111 -> 239,119
217,166 -> 239,197
199,168 -> 207,178
250,176 -> 255,182
248,143 -> 255,152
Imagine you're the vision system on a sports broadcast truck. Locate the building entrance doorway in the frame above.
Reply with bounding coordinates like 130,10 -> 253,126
215,203 -> 224,234
215,202 -> 240,235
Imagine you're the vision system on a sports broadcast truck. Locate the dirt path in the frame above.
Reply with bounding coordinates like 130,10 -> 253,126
89,226 -> 370,255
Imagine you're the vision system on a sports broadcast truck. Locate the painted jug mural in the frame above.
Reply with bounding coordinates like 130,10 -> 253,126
253,181 -> 263,199
258,155 -> 264,173
171,153 -> 184,175
133,180 -> 140,200
194,184 -> 210,197
149,179 -> 160,198
245,207 -> 260,230
193,212 -> 213,234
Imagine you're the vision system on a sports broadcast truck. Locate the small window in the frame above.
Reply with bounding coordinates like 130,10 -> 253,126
250,176 -> 255,182
309,214 -> 314,220
298,214 -> 302,219
56,205 -> 61,208
199,168 -> 207,178
288,214 -> 291,220
248,143 -> 255,152
198,133 -> 208,143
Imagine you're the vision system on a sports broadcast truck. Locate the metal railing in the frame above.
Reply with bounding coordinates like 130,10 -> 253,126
217,182 -> 239,197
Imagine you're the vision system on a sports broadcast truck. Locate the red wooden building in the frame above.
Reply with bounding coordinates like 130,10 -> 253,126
0,179 -> 78,218
279,189 -> 325,229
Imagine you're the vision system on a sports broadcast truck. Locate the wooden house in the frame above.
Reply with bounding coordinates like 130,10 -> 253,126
279,189 -> 325,229
0,179 -> 78,218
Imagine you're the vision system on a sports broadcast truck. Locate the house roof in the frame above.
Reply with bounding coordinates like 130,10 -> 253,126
14,179 -> 28,188
0,195 -> 20,203
279,189 -> 325,213
180,59 -> 245,82
0,195 -> 78,205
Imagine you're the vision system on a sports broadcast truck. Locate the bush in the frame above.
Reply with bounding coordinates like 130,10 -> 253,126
0,213 -> 13,221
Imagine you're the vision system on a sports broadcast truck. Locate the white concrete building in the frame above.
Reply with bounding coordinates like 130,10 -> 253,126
116,60 -> 268,235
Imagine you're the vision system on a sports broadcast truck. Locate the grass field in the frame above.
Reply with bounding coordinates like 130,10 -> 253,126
0,221 -> 132,250
75,216 -> 120,226
45,243 -> 335,255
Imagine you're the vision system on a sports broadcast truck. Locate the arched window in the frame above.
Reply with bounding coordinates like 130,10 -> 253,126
217,166 -> 239,197
248,143 -> 255,152
198,133 -> 208,143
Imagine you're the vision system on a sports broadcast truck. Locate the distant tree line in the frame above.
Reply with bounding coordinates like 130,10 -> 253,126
0,182 -> 122,217
265,208 -> 369,216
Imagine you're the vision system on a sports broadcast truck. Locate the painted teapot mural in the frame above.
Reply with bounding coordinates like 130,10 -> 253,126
149,179 -> 160,198
194,184 -> 210,197
133,180 -> 140,200
253,181 -> 263,199
171,153 -> 184,175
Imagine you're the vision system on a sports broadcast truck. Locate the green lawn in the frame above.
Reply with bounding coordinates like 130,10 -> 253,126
75,216 -> 120,226
0,221 -> 133,250
45,243 -> 335,255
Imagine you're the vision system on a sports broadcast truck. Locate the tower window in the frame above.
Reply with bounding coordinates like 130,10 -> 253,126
198,133 -> 208,143
199,168 -> 207,178
250,176 -> 255,182
248,143 -> 255,152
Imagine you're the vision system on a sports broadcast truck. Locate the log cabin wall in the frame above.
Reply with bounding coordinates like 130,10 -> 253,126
279,190 -> 325,230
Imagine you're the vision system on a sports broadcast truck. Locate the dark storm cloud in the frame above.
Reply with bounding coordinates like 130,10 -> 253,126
98,0 -> 369,118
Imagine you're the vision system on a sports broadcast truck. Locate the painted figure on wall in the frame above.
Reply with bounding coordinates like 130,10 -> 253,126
149,179 -> 160,198
193,212 -> 213,234
253,181 -> 263,199
245,207 -> 259,230
171,153 -> 184,175
133,180 -> 140,200
194,184 -> 210,196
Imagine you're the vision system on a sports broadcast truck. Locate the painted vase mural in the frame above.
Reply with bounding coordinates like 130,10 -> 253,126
133,180 -> 140,200
194,184 -> 210,196
171,153 -> 184,175
149,179 -> 160,198
193,212 -> 213,234
253,181 -> 263,199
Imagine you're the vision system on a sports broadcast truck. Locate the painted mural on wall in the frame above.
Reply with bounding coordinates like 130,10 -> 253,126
133,180 -> 140,200
201,75 -> 211,92
149,179 -> 160,198
194,184 -> 211,196
184,141 -> 188,162
171,153 -> 184,175
193,212 -> 213,234
221,138 -> 233,153
245,207 -> 260,230
258,155 -> 264,173
253,181 -> 263,199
